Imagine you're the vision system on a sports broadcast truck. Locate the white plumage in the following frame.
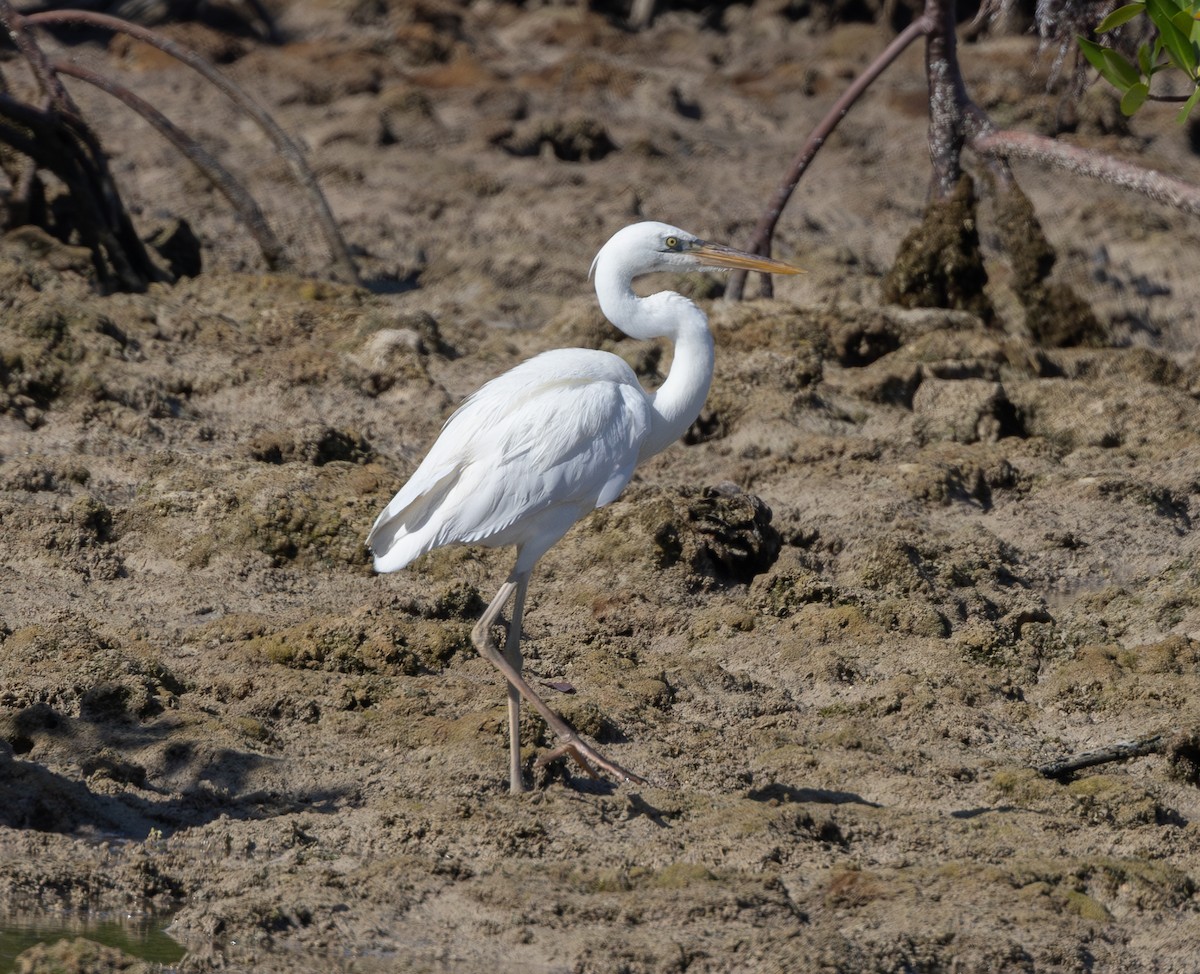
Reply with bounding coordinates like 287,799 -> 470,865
368,349 -> 649,575
368,221 -> 799,793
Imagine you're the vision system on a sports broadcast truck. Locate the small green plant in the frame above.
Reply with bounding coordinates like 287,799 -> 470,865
1078,0 -> 1200,121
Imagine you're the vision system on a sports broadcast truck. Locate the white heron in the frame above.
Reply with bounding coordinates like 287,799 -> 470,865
368,221 -> 800,794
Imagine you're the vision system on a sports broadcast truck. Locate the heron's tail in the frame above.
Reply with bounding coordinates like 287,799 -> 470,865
366,466 -> 461,573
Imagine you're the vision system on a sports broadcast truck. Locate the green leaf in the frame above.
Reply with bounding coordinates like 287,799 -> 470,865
1138,41 -> 1156,74
1147,0 -> 1198,74
1098,2 -> 1146,31
1079,37 -> 1142,89
1120,80 -> 1151,113
1103,46 -> 1145,87
1172,8 -> 1200,44
1079,37 -> 1120,87
1177,83 -> 1200,122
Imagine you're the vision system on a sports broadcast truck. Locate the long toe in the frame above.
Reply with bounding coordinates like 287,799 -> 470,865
535,742 -> 601,779
535,741 -> 648,787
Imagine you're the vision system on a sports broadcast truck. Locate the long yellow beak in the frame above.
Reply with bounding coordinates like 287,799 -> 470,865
692,241 -> 802,275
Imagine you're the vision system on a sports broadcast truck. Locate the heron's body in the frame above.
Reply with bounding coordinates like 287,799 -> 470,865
368,221 -> 798,793
369,348 -> 653,576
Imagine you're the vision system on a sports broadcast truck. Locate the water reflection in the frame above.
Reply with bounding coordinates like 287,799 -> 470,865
0,912 -> 185,973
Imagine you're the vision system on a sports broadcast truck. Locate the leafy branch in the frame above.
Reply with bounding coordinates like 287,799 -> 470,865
1078,0 -> 1200,121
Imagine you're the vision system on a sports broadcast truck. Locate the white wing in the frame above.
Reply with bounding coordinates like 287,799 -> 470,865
368,349 -> 651,573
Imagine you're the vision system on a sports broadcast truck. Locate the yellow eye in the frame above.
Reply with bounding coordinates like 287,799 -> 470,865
664,236 -> 680,250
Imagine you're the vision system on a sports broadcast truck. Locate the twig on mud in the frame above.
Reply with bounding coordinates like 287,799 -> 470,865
23,7 -> 360,284
1036,734 -> 1166,779
50,57 -> 288,271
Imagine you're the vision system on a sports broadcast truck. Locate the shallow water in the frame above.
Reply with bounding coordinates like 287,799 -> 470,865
0,912 -> 186,973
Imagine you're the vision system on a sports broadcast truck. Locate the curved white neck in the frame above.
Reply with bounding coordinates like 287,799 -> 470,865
594,262 -> 715,461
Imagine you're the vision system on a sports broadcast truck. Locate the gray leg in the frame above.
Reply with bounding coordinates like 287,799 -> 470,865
504,574 -> 528,794
471,576 -> 646,791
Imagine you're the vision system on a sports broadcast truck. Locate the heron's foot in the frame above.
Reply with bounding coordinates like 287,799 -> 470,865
535,742 -> 600,779
535,738 -> 648,787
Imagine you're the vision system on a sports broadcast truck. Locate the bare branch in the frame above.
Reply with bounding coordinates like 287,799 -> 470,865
973,129 -> 1200,218
728,14 -> 935,301
24,8 -> 359,284
1,0 -> 77,113
1037,734 -> 1165,779
50,57 -> 288,272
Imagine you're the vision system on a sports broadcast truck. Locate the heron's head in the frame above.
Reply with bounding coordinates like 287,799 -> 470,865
589,221 -> 801,280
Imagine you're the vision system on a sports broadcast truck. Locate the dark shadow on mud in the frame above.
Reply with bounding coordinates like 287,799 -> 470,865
747,783 -> 879,806
541,771 -> 621,798
950,806 -> 1026,819
361,272 -> 421,296
0,727 -> 346,841
623,792 -> 673,828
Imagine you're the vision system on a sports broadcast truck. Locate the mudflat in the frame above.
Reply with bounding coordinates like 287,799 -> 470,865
1,2 -> 1199,971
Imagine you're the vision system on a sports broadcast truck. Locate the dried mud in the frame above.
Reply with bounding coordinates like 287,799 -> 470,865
2,2 -> 1200,972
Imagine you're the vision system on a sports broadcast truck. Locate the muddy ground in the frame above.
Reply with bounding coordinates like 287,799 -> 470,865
2,1 -> 1200,971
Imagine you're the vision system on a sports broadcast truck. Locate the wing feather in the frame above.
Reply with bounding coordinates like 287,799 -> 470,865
368,349 -> 650,572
